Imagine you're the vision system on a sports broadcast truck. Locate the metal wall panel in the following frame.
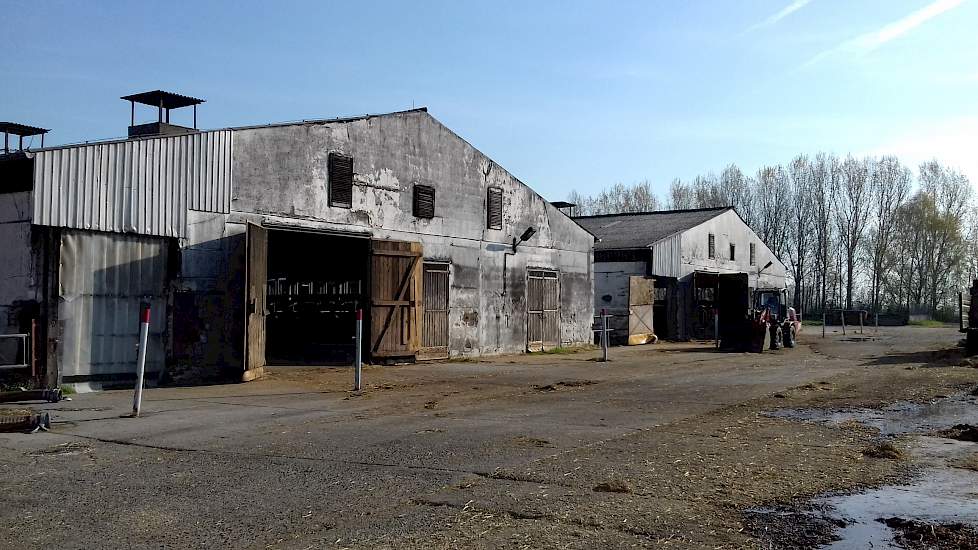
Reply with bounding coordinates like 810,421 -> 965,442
58,230 -> 169,383
32,130 -> 233,238
650,234 -> 682,278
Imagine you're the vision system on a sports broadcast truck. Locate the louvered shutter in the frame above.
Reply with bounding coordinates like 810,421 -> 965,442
413,185 -> 435,219
487,187 -> 503,229
328,152 -> 354,208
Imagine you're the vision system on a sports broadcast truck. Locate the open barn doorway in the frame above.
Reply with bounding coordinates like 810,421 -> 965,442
263,228 -> 369,365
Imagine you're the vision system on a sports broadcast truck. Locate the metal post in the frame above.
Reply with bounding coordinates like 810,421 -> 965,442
600,308 -> 609,362
30,319 -> 38,382
714,309 -> 720,349
875,312 -> 879,334
822,310 -> 826,338
354,309 -> 363,391
841,310 -> 847,335
131,302 -> 151,417
859,311 -> 864,334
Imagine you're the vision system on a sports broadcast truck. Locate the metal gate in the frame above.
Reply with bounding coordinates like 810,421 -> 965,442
527,269 -> 559,352
370,240 -> 422,360
420,262 -> 450,360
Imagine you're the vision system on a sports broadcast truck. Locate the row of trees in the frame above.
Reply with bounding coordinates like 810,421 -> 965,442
567,155 -> 976,319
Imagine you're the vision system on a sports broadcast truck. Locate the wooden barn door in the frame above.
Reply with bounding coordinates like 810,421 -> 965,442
527,270 -> 559,352
370,240 -> 422,360
419,262 -> 450,360
244,222 -> 268,381
627,276 -> 655,345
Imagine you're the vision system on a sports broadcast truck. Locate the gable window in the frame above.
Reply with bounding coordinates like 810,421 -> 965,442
328,152 -> 354,208
750,243 -> 756,266
487,187 -> 503,230
413,185 -> 435,219
729,243 -> 736,261
708,233 -> 716,259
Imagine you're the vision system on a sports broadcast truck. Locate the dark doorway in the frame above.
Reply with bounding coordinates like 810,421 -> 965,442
264,230 -> 369,365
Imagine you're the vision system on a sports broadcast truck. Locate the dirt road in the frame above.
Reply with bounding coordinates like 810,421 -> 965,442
1,326 -> 975,549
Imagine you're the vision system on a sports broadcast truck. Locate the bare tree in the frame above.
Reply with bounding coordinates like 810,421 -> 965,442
866,156 -> 910,312
720,164 -> 755,226
785,155 -> 814,313
832,156 -> 871,309
667,179 -> 696,210
808,154 -> 836,311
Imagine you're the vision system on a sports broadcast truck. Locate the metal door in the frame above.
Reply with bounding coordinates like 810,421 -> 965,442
420,262 -> 450,360
370,240 -> 422,359
244,222 -> 268,381
527,270 -> 559,352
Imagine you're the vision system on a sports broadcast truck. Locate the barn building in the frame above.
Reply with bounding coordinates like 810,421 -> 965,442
575,207 -> 787,342
0,91 -> 594,390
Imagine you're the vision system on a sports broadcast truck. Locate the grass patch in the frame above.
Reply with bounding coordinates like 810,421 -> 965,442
535,346 -> 590,355
59,385 -> 76,395
802,319 -> 824,326
908,319 -> 947,328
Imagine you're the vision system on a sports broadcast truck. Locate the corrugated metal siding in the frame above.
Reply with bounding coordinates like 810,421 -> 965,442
58,230 -> 168,381
33,130 -> 232,238
650,234 -> 682,278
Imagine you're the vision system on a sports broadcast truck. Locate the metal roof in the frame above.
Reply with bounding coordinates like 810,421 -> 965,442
0,122 -> 49,136
121,90 -> 205,109
574,207 -> 731,250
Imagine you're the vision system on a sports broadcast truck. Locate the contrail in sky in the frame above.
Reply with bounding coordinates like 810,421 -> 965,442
802,0 -> 966,68
745,0 -> 813,33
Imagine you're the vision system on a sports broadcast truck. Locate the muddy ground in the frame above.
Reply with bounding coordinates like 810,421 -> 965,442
0,326 -> 976,549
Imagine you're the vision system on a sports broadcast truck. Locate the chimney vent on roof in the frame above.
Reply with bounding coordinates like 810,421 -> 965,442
1,122 -> 49,154
121,90 -> 204,138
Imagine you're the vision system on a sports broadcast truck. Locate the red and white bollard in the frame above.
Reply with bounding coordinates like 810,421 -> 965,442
354,309 -> 363,391
132,302 -> 151,417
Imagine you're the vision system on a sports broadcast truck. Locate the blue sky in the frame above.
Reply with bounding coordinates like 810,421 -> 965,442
3,1 -> 977,200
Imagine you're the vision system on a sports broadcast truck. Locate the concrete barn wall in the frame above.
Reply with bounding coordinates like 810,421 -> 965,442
678,210 -> 787,289
178,110 -> 593,367
0,192 -> 39,338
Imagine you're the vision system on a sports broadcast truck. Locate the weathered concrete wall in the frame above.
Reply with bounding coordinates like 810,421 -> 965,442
595,261 -> 645,314
168,211 -> 244,383
678,210 -> 787,289
180,110 -> 593,364
0,192 -> 39,337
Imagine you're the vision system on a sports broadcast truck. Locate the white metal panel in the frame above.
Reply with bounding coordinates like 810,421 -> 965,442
58,230 -> 168,382
650,234 -> 682,278
32,130 -> 233,238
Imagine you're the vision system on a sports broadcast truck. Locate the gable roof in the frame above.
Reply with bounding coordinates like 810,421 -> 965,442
574,207 -> 731,250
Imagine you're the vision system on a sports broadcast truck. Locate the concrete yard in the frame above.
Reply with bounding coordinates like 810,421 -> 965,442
2,326 -> 977,549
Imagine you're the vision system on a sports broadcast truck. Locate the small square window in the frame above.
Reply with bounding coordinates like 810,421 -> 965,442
328,152 -> 354,208
413,185 -> 435,219
708,234 -> 716,259
729,243 -> 736,261
487,187 -> 503,230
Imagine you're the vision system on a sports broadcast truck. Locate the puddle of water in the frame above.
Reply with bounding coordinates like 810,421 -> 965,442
819,464 -> 978,548
766,394 -> 978,436
756,395 -> 978,548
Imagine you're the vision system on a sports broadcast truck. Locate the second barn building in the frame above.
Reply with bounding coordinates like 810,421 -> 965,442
576,207 -> 787,342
